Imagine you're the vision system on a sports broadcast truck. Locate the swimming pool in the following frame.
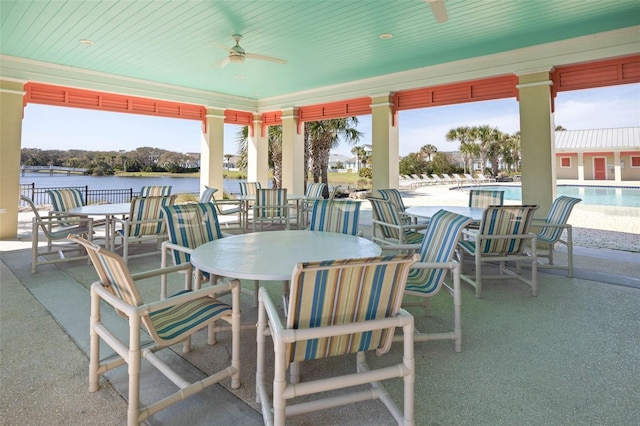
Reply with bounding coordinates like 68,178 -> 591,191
463,185 -> 640,208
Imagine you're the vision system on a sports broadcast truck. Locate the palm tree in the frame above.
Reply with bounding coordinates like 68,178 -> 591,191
235,125 -> 283,187
446,126 -> 475,173
419,144 -> 438,161
351,145 -> 370,170
307,118 -> 362,190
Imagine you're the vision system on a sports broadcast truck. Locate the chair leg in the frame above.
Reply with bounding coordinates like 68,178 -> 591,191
475,254 -> 482,298
127,316 -> 142,426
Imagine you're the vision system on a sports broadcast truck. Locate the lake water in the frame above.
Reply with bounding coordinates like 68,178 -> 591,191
20,173 -> 246,194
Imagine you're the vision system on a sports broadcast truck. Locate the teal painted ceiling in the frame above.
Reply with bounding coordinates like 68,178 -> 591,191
1,0 -> 638,100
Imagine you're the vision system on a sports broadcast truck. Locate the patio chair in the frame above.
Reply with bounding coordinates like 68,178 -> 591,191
253,188 -> 290,231
239,181 -> 261,227
68,235 -> 240,426
468,189 -> 504,208
112,195 -> 176,263
430,174 -> 446,184
458,205 -> 539,298
46,188 -> 107,227
377,188 -> 414,224
463,173 -> 477,184
529,196 -> 582,277
299,182 -> 326,227
21,195 -> 94,273
385,210 -> 473,352
139,185 -> 172,196
307,199 -> 361,235
160,202 -> 224,298
369,197 -> 427,247
198,185 -> 218,202
256,254 -> 418,426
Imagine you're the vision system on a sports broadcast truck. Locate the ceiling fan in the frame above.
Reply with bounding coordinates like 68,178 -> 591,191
212,34 -> 287,68
424,0 -> 448,23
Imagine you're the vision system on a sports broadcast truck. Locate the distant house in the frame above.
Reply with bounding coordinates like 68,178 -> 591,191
555,127 -> 640,181
328,153 -> 357,172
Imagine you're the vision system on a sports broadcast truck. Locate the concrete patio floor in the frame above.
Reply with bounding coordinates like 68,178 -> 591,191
2,185 -> 639,425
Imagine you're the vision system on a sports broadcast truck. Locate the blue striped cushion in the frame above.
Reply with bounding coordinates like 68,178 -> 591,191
463,205 -> 538,254
140,186 -> 172,196
199,187 -> 218,203
255,188 -> 287,218
308,200 -> 361,235
468,190 -> 504,208
406,210 -> 473,294
163,203 -> 224,265
239,181 -> 261,196
119,195 -> 175,237
536,196 -> 581,243
305,183 -> 326,198
286,255 -> 415,362
47,189 -> 85,226
378,189 -> 407,212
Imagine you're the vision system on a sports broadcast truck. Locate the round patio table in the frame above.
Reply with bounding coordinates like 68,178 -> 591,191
405,206 -> 485,222
69,203 -> 131,249
190,230 -> 381,281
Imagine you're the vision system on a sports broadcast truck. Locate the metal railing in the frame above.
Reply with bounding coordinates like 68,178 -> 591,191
21,184 -> 135,206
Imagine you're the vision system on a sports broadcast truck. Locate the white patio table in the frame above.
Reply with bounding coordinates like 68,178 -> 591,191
405,206 -> 485,222
191,230 -> 381,310
69,202 -> 131,249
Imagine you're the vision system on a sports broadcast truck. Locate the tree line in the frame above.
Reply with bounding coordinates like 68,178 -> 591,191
20,146 -> 199,175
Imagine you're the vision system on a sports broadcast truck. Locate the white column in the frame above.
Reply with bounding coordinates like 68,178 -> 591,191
200,108 -> 225,199
0,79 -> 25,239
281,108 -> 304,194
614,152 -> 622,182
248,117 -> 269,186
370,94 -> 399,192
517,71 -> 556,216
577,152 -> 585,181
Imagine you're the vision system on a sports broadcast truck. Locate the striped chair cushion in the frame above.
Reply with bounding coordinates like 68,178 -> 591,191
308,200 -> 361,235
149,290 -> 232,341
120,195 -> 175,237
468,190 -> 504,208
378,189 -> 407,212
239,181 -> 261,196
199,186 -> 218,203
459,205 -> 538,254
140,186 -> 172,196
305,182 -> 326,198
406,210 -> 473,294
536,196 -> 581,243
255,188 -> 287,218
286,255 -> 415,363
47,189 -> 85,226
163,203 -> 224,265
370,198 -> 422,243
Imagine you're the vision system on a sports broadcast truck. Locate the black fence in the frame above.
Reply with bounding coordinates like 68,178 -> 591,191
19,184 -> 137,206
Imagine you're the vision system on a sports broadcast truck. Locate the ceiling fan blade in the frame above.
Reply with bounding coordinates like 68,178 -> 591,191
425,0 -> 448,23
210,41 -> 234,53
245,52 -> 287,64
212,57 -> 231,69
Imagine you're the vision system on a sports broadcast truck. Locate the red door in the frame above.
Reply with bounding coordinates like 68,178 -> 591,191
594,158 -> 606,180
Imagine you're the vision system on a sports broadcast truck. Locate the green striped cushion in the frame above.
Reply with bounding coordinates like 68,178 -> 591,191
406,210 -> 473,294
468,190 -> 504,208
369,198 -> 401,239
149,290 -> 232,341
308,200 -> 361,235
536,196 -> 581,243
286,255 -> 414,362
140,186 -> 172,196
163,203 -> 223,265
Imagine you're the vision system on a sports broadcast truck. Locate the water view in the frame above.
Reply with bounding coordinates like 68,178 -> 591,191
470,185 -> 640,208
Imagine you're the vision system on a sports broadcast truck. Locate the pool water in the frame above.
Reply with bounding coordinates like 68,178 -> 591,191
469,185 -> 640,208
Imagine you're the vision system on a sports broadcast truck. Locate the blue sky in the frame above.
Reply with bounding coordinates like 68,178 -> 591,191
21,84 -> 639,158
